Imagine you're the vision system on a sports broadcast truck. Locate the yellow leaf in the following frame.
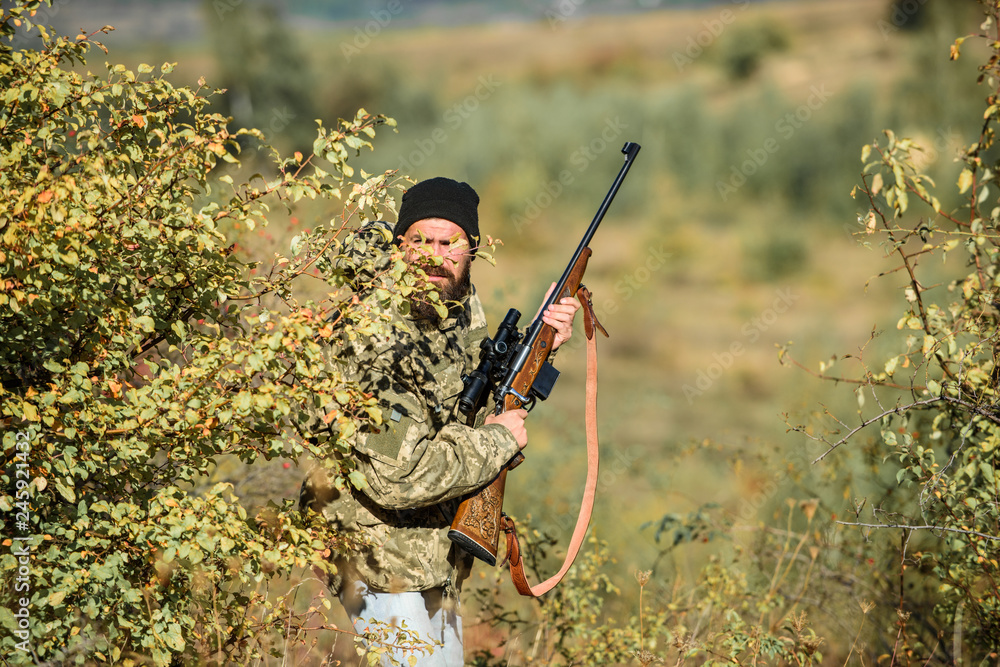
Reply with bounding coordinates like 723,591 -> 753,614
871,173 -> 883,196
958,168 -> 974,194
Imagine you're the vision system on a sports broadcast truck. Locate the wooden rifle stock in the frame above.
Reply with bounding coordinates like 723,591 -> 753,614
448,249 -> 593,566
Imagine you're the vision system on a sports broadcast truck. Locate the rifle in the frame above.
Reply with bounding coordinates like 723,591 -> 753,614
448,141 -> 641,596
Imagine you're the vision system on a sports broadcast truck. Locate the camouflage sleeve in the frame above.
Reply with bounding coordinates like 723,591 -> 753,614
354,409 -> 520,510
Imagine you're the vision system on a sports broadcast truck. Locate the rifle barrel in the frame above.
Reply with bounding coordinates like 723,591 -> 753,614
524,141 -> 641,344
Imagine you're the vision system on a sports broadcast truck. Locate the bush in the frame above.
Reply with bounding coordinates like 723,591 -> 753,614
714,17 -> 790,81
784,0 -> 1000,657
0,2 -> 415,663
465,506 -> 828,666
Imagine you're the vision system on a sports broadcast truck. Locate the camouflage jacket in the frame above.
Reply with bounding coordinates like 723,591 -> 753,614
303,283 -> 520,594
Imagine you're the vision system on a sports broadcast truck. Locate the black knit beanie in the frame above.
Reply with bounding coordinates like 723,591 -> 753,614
392,177 -> 480,254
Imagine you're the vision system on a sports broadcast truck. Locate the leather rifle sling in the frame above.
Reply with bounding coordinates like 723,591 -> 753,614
501,285 -> 607,597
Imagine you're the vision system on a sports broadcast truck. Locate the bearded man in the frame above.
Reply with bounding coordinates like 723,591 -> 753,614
302,177 -> 578,666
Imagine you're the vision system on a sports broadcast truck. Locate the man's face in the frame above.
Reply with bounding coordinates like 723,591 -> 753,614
401,218 -> 473,304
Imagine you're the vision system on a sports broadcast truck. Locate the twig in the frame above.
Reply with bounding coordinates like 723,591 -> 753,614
808,398 -> 942,463
836,521 -> 999,542
807,393 -> 1000,463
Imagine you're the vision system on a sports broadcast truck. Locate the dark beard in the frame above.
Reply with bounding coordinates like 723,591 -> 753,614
411,263 -> 472,321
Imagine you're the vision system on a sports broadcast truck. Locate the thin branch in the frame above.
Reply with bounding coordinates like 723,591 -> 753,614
836,521 -> 1000,542
807,397 -> 941,463
807,392 -> 1000,463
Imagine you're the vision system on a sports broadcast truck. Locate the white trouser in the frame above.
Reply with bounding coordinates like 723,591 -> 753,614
340,580 -> 464,666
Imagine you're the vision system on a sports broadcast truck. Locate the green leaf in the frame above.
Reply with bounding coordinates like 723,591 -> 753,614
981,462 -> 996,485
43,359 -> 66,373
233,392 -> 252,413
162,622 -> 186,651
135,315 -> 155,332
55,480 -> 76,503
348,470 -> 368,490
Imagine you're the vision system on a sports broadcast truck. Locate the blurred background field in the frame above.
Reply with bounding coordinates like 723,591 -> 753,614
35,0 -> 990,660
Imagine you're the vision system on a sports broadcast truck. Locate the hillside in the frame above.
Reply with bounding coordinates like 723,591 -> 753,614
25,0 -> 992,661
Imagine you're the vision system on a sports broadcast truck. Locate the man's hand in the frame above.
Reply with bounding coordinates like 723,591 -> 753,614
485,408 -> 528,450
540,282 -> 581,350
